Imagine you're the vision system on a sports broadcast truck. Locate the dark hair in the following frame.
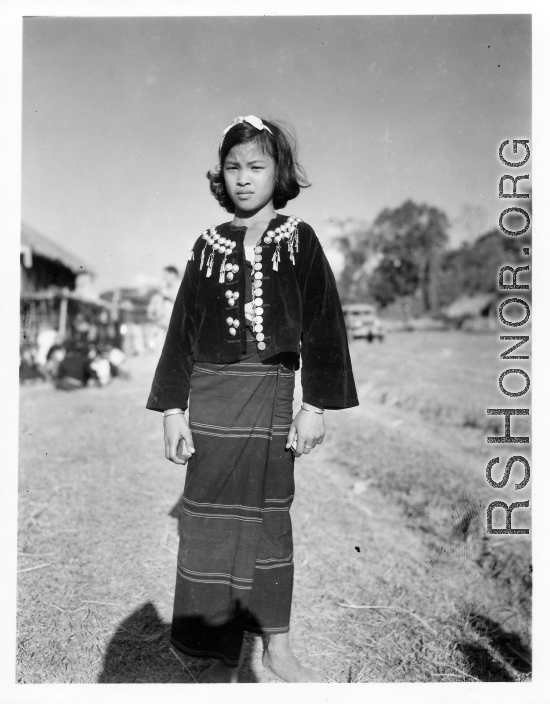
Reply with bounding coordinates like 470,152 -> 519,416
164,265 -> 179,277
206,118 -> 310,213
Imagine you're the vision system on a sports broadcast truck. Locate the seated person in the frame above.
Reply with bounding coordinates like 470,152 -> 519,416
54,342 -> 94,391
19,343 -> 45,383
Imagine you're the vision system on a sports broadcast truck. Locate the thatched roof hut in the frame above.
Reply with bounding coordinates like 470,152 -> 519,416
21,223 -> 94,293
20,224 -> 110,345
443,293 -> 496,320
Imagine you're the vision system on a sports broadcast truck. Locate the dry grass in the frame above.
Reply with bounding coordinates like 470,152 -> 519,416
328,330 -> 532,682
17,330 -> 531,683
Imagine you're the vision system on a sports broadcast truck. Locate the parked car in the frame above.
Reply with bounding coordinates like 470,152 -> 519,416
342,303 -> 384,342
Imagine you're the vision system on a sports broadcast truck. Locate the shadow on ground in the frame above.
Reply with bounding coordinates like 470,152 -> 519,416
169,494 -> 184,533
98,601 -> 259,683
458,612 -> 531,682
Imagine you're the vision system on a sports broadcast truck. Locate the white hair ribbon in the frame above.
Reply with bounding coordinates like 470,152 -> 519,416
220,115 -> 273,147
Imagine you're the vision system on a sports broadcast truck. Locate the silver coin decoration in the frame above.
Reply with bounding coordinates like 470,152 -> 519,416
196,217 -> 301,350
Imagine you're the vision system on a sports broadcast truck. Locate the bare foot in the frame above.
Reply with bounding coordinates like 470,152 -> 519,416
198,660 -> 239,683
262,646 -> 324,683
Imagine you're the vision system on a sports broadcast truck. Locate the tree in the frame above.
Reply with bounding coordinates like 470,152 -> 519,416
369,253 -> 419,307
434,227 -> 532,308
371,200 -> 450,311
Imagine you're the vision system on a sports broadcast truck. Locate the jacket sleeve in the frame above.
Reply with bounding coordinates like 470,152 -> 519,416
145,243 -> 200,413
298,224 -> 358,410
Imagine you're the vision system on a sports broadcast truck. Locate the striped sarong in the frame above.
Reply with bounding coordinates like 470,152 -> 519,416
171,355 -> 296,667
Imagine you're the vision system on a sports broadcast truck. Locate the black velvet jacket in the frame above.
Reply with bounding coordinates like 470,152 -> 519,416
146,213 -> 358,412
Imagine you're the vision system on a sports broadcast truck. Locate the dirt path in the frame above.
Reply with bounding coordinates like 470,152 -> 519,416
17,337 -> 531,683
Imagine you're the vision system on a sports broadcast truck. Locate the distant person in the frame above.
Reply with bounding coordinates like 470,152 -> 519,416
72,313 -> 92,346
45,344 -> 65,379
160,265 -> 181,324
106,345 -> 130,379
146,116 -> 358,682
88,345 -> 112,386
35,328 -> 59,369
147,265 -> 181,351
19,343 -> 45,384
122,321 -> 145,357
54,342 -> 94,391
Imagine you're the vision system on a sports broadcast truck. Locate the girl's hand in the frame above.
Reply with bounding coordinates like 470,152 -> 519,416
286,404 -> 325,458
163,413 -> 195,465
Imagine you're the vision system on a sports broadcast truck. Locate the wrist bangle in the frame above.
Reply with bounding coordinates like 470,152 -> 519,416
301,404 -> 324,415
163,409 -> 185,417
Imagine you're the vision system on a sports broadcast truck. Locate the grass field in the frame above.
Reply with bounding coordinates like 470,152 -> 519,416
17,330 -> 531,683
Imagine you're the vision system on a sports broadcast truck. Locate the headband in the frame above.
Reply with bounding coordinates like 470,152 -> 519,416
220,115 -> 273,148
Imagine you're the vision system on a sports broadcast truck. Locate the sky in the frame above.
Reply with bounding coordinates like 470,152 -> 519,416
21,14 -> 531,291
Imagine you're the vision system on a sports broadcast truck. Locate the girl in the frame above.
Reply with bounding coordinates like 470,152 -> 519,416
147,115 -> 358,683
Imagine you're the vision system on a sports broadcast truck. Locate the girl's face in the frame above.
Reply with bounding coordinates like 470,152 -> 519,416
223,141 -> 276,216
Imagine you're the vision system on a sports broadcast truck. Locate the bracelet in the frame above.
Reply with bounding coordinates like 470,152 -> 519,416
301,404 -> 324,415
163,409 -> 185,417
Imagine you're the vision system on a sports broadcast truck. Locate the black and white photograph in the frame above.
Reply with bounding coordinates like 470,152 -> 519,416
2,3 -> 548,702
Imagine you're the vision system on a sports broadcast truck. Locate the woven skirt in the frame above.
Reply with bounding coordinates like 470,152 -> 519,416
170,353 -> 296,667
